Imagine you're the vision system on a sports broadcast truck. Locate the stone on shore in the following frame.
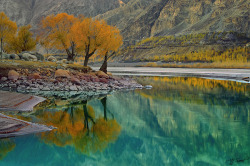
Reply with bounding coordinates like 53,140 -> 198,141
55,69 -> 70,79
9,54 -> 20,60
1,77 -> 7,82
71,77 -> 81,85
28,73 -> 42,80
22,53 -> 38,61
96,71 -> 109,79
47,56 -> 57,62
8,70 -> 19,81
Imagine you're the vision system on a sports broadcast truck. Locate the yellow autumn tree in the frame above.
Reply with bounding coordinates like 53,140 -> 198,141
5,25 -> 36,53
99,25 -> 123,73
0,12 -> 17,59
40,13 -> 78,61
71,18 -> 122,67
39,37 -> 52,55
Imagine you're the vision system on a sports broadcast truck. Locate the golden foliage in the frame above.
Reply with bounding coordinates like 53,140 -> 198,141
38,104 -> 121,154
40,13 -> 123,64
0,12 -> 17,54
162,47 -> 249,63
39,110 -> 86,147
137,77 -> 249,103
71,18 -> 123,65
41,13 -> 77,51
93,118 -> 121,143
5,25 -> 36,53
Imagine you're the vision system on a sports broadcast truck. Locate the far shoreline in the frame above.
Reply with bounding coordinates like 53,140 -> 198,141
91,66 -> 250,83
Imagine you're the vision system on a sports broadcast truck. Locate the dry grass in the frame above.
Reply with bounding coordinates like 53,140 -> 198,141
142,62 -> 250,69
0,60 -> 90,76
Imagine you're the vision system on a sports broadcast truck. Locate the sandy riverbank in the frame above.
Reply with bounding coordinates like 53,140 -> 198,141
91,67 -> 250,83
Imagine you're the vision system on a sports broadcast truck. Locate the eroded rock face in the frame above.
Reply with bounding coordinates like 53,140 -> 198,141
8,70 -> 19,81
98,0 -> 249,40
0,0 -> 248,46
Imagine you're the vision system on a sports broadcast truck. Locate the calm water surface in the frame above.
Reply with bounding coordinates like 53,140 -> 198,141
0,77 -> 250,166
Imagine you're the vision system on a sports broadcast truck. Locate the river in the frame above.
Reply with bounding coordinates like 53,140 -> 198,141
0,75 -> 249,166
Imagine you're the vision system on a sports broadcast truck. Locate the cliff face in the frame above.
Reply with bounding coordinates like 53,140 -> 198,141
0,0 -> 248,40
97,0 -> 249,40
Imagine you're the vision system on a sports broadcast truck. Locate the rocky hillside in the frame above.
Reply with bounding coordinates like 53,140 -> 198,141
0,0 -> 249,42
97,0 -> 249,40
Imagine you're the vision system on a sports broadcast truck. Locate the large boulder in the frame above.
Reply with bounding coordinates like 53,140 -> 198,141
55,69 -> 70,78
9,54 -> 20,60
8,70 -> 19,81
34,52 -> 44,61
21,51 -> 44,60
21,53 -> 37,61
47,56 -> 57,62
1,53 -> 9,59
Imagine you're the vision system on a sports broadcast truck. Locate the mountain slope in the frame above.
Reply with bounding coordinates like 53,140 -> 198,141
97,0 -> 249,40
0,0 -> 248,41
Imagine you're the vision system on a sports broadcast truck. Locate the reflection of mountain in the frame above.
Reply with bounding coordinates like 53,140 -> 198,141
137,77 -> 250,105
0,139 -> 15,160
1,77 -> 249,165
103,77 -> 250,165
36,98 -> 121,154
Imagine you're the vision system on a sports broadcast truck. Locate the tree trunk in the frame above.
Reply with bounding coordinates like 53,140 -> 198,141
67,54 -> 74,61
101,97 -> 107,121
1,38 -> 3,60
84,55 -> 89,67
100,53 -> 108,74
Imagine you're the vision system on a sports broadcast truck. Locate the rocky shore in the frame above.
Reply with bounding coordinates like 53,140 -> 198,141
0,67 -> 143,95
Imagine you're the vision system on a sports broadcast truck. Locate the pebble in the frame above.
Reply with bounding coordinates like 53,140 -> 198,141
70,86 -> 78,91
1,77 -> 7,81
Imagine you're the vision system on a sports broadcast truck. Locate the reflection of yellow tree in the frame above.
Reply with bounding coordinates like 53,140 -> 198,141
74,118 -> 121,154
38,109 -> 87,147
138,77 -> 249,101
38,98 -> 121,154
137,76 -> 250,123
0,139 -> 16,160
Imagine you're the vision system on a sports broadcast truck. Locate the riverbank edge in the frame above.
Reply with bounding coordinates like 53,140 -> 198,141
0,112 -> 53,139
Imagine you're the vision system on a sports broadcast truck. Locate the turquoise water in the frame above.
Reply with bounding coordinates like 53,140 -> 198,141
0,77 -> 250,166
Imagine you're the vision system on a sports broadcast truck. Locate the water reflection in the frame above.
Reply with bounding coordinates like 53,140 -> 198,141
0,77 -> 249,165
36,96 -> 121,154
134,77 -> 250,164
0,139 -> 15,160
